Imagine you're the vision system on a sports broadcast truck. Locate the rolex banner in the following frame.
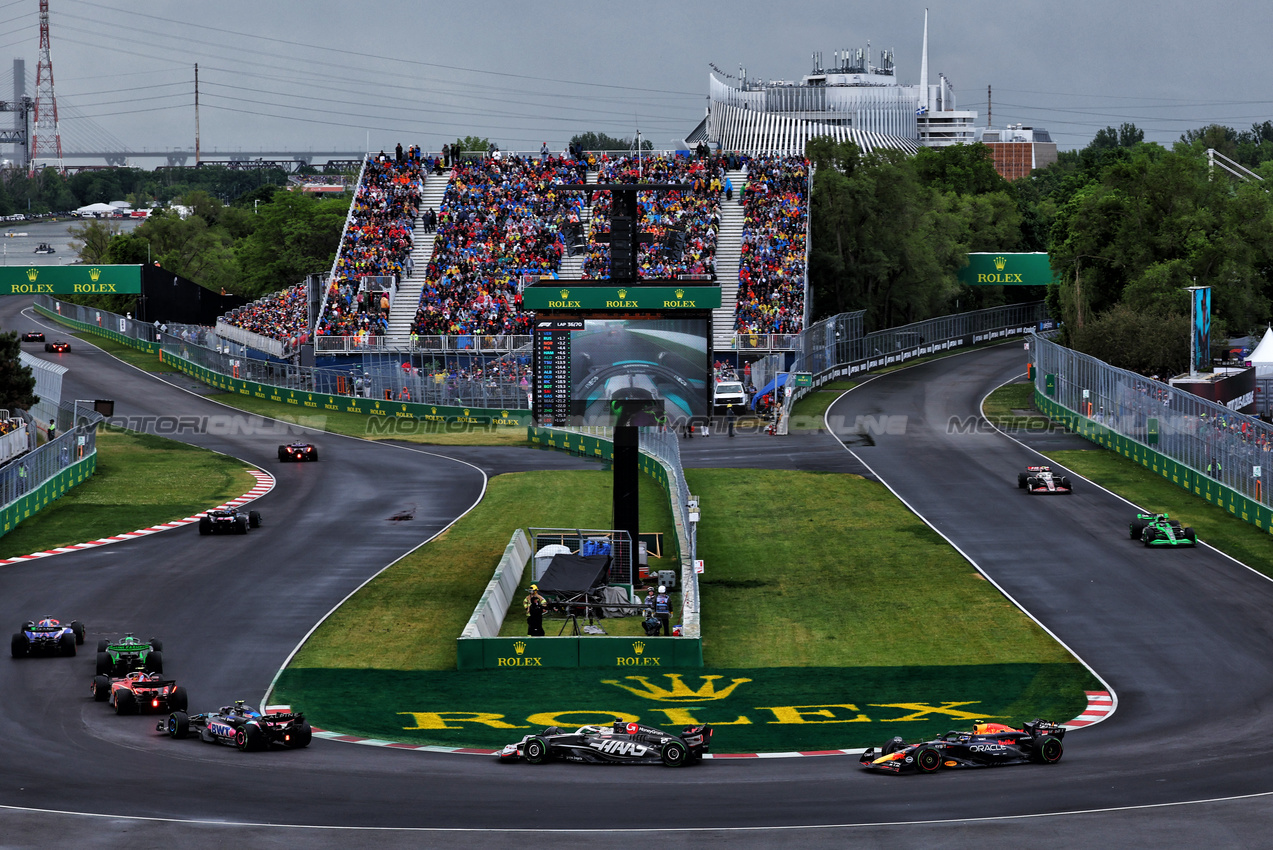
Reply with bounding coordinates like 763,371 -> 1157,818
958,253 -> 1057,286
0,264 -> 142,295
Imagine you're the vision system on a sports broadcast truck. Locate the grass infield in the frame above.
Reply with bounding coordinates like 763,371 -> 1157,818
0,429 -> 256,557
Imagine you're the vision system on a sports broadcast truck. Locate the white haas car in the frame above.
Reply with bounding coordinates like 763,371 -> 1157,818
1017,465 -> 1073,495
499,720 -> 712,767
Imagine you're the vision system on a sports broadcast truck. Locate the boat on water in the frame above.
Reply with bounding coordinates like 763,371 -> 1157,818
34,243 -> 55,254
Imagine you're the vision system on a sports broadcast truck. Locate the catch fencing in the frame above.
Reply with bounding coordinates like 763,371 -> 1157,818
1031,334 -> 1273,516
0,400 -> 103,539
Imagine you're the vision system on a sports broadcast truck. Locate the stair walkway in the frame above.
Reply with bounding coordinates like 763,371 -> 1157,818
711,169 -> 747,351
386,170 -> 453,343
556,170 -> 597,280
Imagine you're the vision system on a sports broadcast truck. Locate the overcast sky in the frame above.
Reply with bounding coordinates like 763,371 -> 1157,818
1,0 -> 1268,163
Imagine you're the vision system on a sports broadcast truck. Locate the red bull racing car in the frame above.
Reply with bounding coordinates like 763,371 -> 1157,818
860,719 -> 1065,773
92,670 -> 188,715
498,720 -> 712,767
1017,466 -> 1072,494
158,700 -> 311,751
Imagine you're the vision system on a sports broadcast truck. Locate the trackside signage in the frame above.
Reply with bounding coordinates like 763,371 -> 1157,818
521,285 -> 721,310
0,265 -> 141,295
958,253 -> 1057,286
458,636 -> 703,670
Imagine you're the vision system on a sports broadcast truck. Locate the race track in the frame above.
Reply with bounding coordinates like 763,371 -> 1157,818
3,296 -> 1272,848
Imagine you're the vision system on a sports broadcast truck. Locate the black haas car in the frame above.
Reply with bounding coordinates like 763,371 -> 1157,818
11,617 -> 85,657
20,331 -> 44,342
44,340 -> 71,353
199,507 -> 262,535
159,701 -> 311,751
499,720 -> 712,767
861,719 -> 1065,774
278,441 -> 318,462
1017,465 -> 1072,494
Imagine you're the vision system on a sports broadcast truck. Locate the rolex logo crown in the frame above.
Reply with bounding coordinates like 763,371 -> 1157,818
25,268 -> 37,282
993,256 -> 1007,271
633,641 -> 645,655
617,288 -> 627,299
89,267 -> 102,282
675,288 -> 685,299
600,673 -> 753,702
514,641 -> 526,655
560,289 -> 569,299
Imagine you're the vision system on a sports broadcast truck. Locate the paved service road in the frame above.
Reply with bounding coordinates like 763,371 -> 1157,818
3,298 -> 1271,847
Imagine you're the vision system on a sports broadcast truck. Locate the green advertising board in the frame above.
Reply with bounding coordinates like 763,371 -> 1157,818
958,253 -> 1057,287
521,284 -> 720,310
0,265 -> 141,295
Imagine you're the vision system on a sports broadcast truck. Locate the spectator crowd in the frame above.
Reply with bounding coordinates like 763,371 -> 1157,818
223,282 -> 309,346
735,155 -> 809,335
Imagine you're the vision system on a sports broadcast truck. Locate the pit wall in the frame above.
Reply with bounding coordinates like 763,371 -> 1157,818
1035,392 -> 1273,531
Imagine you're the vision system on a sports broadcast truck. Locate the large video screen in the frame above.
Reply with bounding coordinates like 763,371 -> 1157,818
535,318 -> 709,426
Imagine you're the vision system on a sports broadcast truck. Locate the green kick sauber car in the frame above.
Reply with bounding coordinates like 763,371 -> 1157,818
1129,512 -> 1197,547
96,634 -> 164,676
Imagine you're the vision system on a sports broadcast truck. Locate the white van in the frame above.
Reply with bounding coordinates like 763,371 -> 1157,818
713,381 -> 747,412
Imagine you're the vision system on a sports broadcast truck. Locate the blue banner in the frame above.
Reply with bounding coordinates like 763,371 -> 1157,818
1192,287 -> 1211,373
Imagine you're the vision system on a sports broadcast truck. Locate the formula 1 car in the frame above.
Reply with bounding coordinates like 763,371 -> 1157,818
44,340 -> 70,353
20,331 -> 44,342
96,634 -> 163,676
11,616 -> 85,657
1017,465 -> 1072,494
1129,512 -> 1196,547
860,719 -> 1065,774
92,670 -> 188,715
498,720 -> 712,767
198,507 -> 262,535
278,441 -> 318,462
158,701 -> 312,751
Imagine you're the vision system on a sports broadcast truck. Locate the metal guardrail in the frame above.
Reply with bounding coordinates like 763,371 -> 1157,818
0,400 -> 102,523
1031,333 -> 1273,509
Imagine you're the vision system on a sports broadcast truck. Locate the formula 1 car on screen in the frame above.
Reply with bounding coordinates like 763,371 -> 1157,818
1017,465 -> 1072,494
11,616 -> 85,657
278,440 -> 318,462
92,670 -> 188,715
20,331 -> 44,342
158,701 -> 311,751
860,719 -> 1065,774
1129,512 -> 1196,547
96,634 -> 163,676
498,720 -> 712,767
198,507 -> 262,535
44,340 -> 70,353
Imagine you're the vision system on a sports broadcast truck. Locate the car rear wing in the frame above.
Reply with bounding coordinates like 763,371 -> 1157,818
1023,719 -> 1065,739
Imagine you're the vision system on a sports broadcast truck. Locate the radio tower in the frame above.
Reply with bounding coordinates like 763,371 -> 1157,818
31,0 -> 64,174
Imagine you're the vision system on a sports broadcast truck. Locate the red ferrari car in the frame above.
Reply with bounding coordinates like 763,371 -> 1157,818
92,670 -> 188,715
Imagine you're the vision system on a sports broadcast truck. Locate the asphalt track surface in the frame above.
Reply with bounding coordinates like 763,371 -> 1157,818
3,296 -> 1272,848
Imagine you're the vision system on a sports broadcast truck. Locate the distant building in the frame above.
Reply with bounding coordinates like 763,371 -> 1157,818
688,11 -> 977,156
972,125 -> 1059,180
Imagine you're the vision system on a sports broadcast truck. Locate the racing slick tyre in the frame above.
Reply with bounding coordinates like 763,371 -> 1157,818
1060,477 -> 1072,491
114,689 -> 137,715
198,517 -> 211,536
92,675 -> 111,701
96,651 -> 111,675
149,638 -> 163,652
235,723 -> 266,752
236,516 -> 248,534
97,639 -> 108,653
1130,520 -> 1147,539
171,686 -> 189,713
70,621 -> 85,644
523,736 -> 549,764
1184,527 -> 1197,543
309,449 -> 318,461
1017,473 -> 1027,489
166,711 -> 190,739
914,746 -> 942,773
1142,528 -> 1161,546
10,633 -> 27,658
59,632 -> 76,656
277,447 -> 288,462
248,510 -> 262,528
287,721 -> 312,749
145,650 -> 163,674
660,739 -> 689,767
882,736 -> 907,755
1033,736 -> 1064,764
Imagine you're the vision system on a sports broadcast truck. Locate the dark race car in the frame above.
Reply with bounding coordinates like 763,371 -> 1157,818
1017,465 -> 1072,494
1129,512 -> 1196,547
20,331 -> 44,342
44,340 -> 71,353
11,616 -> 85,657
278,441 -> 318,462
498,720 -> 712,767
158,701 -> 311,751
860,719 -> 1065,774
96,634 -> 163,676
92,670 -> 188,715
198,507 -> 262,535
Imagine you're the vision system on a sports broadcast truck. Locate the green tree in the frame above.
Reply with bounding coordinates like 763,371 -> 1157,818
234,190 -> 347,296
67,219 -> 123,264
1069,304 -> 1190,376
450,136 -> 491,156
0,331 -> 38,411
569,131 -> 652,152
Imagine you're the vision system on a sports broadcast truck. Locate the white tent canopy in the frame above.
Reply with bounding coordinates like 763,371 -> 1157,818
74,202 -> 115,215
1245,326 -> 1273,377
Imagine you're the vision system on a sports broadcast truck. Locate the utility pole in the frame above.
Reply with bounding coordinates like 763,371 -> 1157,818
987,84 -> 992,128
194,63 -> 200,165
